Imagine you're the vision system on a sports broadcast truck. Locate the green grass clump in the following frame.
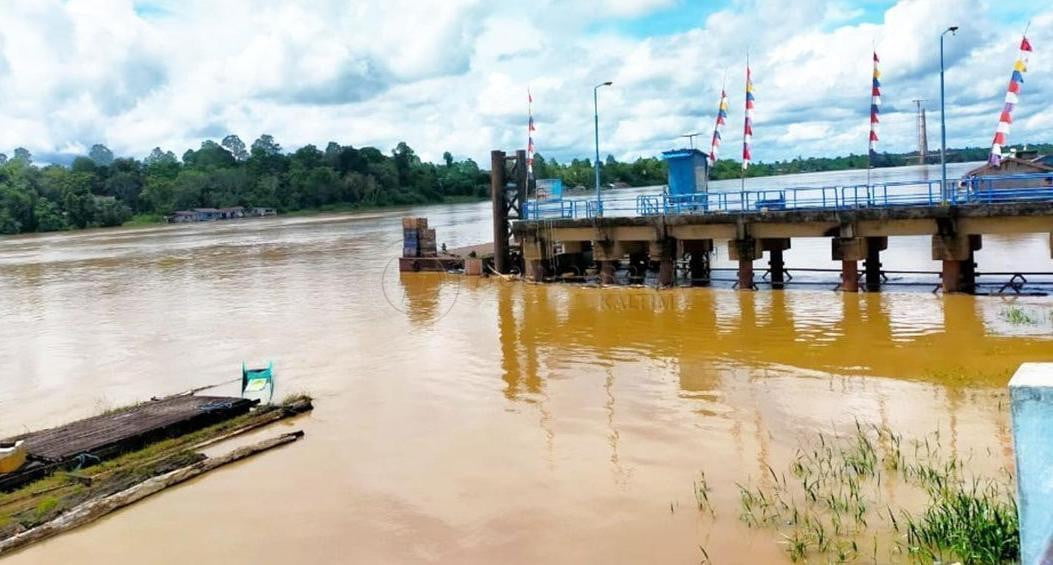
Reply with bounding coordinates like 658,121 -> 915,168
702,422 -> 1019,564
1000,306 -> 1038,325
905,479 -> 1018,564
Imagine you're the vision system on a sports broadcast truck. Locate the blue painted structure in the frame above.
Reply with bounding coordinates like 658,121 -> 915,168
522,172 -> 1053,220
1010,363 -> 1053,565
661,148 -> 709,196
537,178 -> 563,201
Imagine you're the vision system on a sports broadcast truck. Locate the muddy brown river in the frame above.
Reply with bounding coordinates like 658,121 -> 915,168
1,164 -> 1052,563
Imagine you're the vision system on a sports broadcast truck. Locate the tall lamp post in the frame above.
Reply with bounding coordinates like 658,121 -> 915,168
594,81 -> 612,216
940,26 -> 959,204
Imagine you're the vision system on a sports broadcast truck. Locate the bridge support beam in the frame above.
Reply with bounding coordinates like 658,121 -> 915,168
933,234 -> 982,293
650,239 -> 677,288
864,237 -> 888,292
762,238 -> 791,290
730,239 -> 761,290
833,237 -> 866,293
683,240 -> 713,286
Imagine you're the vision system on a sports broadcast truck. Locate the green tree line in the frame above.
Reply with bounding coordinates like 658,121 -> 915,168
0,136 -> 491,235
1,138 -> 1048,235
709,143 -> 1053,180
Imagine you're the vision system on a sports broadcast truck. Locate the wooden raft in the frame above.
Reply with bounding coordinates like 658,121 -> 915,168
0,395 -> 255,492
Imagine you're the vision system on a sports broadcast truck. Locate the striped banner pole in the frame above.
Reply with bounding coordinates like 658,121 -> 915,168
742,54 -> 754,191
868,50 -> 881,187
989,30 -> 1033,166
708,81 -> 728,170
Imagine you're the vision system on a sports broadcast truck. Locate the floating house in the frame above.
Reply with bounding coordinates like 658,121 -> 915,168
165,206 -> 273,223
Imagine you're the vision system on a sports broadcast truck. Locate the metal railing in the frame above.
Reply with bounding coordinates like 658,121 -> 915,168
522,172 -> 1053,220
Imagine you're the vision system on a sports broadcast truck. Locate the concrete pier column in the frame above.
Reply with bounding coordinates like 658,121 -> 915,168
1009,363 -> 1053,565
762,238 -> 791,290
941,260 -> 962,293
649,239 -> 677,288
729,239 -> 761,291
864,237 -> 887,292
832,237 -> 865,292
593,240 -> 624,285
933,234 -> 982,293
842,261 -> 860,292
683,240 -> 713,286
521,235 -> 549,283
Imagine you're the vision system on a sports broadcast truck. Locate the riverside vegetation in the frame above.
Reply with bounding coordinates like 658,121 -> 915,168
3,138 -> 1048,236
697,423 -> 1018,564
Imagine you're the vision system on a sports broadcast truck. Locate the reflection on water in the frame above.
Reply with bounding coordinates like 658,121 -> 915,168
1,180 -> 1051,563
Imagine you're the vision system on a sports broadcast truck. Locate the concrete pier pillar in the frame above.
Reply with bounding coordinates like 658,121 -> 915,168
762,238 -> 791,290
941,260 -> 962,293
593,240 -> 624,285
842,260 -> 859,292
729,239 -> 761,291
683,240 -> 713,286
933,234 -> 982,293
737,260 -> 754,290
864,237 -> 887,292
526,260 -> 545,283
649,239 -> 677,288
832,237 -> 865,292
521,235 -> 549,282
1009,363 -> 1053,565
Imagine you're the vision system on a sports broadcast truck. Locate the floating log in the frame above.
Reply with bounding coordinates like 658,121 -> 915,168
0,431 -> 304,556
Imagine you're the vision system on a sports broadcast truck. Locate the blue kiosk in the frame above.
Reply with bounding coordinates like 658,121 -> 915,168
661,148 -> 709,212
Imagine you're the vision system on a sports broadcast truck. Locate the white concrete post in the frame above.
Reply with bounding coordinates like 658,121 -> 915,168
1010,363 -> 1053,565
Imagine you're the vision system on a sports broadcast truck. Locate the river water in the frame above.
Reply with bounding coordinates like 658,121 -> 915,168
1,164 -> 1051,563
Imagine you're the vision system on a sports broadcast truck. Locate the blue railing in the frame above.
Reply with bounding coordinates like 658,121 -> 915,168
521,172 -> 1053,220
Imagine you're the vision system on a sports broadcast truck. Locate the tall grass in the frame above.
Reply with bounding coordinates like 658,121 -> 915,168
706,422 -> 1018,564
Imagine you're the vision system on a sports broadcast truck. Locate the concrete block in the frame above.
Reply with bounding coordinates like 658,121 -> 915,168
556,241 -> 584,255
728,239 -> 762,261
464,258 -> 483,276
592,241 -> 626,262
932,234 -> 981,261
866,236 -> 888,252
682,239 -> 714,253
1010,363 -> 1053,565
648,239 -> 676,261
832,237 -> 866,262
761,238 -> 791,252
520,236 -> 549,262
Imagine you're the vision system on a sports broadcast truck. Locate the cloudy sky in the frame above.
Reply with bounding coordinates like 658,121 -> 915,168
0,0 -> 1047,165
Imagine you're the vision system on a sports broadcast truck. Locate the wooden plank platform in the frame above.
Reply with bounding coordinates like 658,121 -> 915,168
447,242 -> 494,259
0,395 -> 254,491
399,241 -> 495,272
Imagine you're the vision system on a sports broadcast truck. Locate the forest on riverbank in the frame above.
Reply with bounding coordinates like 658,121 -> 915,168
0,137 -> 1048,235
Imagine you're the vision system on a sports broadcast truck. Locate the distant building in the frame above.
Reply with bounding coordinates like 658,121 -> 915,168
965,153 -> 1053,190
165,205 -> 270,223
216,206 -> 245,219
167,211 -> 198,223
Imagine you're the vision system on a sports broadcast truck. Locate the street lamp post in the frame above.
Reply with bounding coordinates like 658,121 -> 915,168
940,26 -> 959,204
594,81 -> 612,216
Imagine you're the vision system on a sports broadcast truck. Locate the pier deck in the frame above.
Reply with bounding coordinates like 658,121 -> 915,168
511,200 -> 1053,293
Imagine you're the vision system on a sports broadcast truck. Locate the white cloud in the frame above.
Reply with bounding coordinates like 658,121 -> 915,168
0,0 -> 1047,166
